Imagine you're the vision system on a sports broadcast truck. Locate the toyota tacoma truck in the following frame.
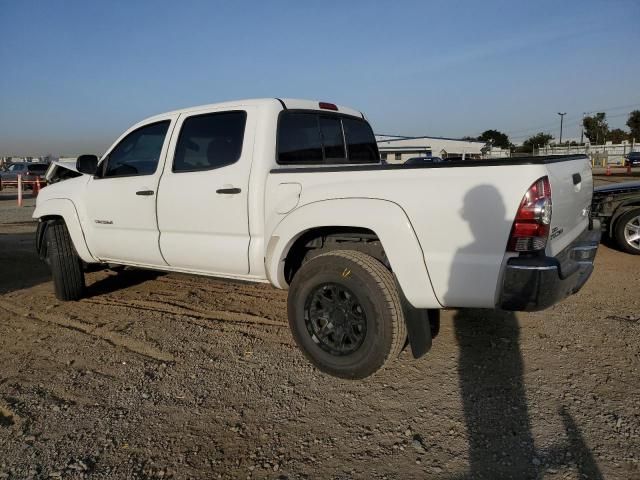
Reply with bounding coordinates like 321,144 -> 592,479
34,98 -> 600,379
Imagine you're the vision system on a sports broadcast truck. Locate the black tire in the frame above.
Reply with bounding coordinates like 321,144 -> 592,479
46,221 -> 86,300
287,250 -> 407,379
614,208 -> 640,255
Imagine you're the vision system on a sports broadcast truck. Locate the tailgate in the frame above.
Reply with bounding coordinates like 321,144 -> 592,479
546,156 -> 593,256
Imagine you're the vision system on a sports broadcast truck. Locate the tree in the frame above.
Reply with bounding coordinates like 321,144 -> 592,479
477,129 -> 511,149
583,113 -> 608,144
627,110 -> 640,141
522,132 -> 553,151
607,128 -> 629,144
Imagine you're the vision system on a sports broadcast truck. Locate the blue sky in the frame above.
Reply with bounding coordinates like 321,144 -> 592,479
1,0 -> 639,155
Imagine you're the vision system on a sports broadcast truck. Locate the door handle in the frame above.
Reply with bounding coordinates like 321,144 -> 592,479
136,190 -> 155,196
572,173 -> 581,185
216,187 -> 241,194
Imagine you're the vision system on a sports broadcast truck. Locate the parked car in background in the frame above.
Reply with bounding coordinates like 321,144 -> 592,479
404,156 -> 443,165
624,151 -> 640,167
592,181 -> 640,254
0,162 -> 49,190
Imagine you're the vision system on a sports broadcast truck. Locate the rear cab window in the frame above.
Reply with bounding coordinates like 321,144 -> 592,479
277,111 -> 379,165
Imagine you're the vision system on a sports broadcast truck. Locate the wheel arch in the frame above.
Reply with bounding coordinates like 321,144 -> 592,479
265,198 -> 441,309
33,198 -> 97,263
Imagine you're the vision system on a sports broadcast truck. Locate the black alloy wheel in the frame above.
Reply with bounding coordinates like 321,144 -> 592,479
287,250 -> 406,379
304,283 -> 367,356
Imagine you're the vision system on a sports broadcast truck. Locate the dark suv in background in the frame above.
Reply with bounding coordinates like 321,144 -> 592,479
625,151 -> 640,167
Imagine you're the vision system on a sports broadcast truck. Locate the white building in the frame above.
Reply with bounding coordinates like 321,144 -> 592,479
376,135 -> 486,164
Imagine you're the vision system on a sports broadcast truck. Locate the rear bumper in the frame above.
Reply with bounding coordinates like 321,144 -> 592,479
498,221 -> 601,311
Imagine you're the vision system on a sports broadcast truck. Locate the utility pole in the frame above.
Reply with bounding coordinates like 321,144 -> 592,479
558,112 -> 567,145
580,112 -> 585,144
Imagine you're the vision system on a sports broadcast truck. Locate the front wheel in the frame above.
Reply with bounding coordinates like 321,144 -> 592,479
46,221 -> 86,300
287,250 -> 406,379
614,208 -> 640,255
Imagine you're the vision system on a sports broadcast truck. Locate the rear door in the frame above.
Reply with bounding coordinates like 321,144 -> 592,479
156,106 -> 255,275
546,157 -> 593,255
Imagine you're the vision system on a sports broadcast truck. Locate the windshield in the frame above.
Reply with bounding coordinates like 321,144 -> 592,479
8,164 -> 24,172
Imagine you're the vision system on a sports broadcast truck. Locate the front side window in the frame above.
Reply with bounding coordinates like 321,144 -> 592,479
103,121 -> 170,178
277,112 -> 378,165
173,111 -> 247,172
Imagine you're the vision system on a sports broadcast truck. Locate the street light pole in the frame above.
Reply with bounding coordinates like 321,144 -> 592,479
558,112 -> 567,145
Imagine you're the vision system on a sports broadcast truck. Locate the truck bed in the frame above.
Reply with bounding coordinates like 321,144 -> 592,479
271,155 -> 589,173
267,154 -> 593,309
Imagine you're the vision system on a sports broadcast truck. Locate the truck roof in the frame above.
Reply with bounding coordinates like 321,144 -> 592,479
138,98 -> 365,125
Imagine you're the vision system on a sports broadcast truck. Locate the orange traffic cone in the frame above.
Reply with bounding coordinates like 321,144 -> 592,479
606,164 -> 611,176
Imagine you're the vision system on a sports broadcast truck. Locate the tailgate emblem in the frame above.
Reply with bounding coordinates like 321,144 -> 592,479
551,226 -> 563,239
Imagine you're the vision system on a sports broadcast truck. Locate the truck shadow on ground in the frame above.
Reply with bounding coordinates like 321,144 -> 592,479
449,185 -> 602,479
0,231 -> 51,294
85,268 -> 164,298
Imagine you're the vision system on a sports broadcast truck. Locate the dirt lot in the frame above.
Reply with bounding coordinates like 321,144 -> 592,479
0,181 -> 639,480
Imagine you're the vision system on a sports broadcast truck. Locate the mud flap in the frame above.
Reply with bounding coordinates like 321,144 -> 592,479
35,220 -> 48,261
398,284 -> 439,358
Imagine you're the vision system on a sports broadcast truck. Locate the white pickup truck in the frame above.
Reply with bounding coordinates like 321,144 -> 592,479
34,98 -> 600,379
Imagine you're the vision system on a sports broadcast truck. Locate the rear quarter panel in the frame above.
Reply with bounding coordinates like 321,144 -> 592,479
265,164 -> 549,308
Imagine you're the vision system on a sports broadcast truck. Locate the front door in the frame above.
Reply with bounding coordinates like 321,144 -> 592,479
84,118 -> 175,265
156,107 -> 254,275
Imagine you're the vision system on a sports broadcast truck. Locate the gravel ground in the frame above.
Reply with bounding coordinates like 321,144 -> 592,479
0,190 -> 37,224
0,180 -> 638,480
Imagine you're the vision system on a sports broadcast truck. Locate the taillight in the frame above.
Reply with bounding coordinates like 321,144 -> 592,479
507,176 -> 552,253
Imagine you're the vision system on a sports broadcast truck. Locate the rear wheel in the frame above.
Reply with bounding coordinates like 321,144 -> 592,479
614,209 -> 640,255
287,250 -> 406,379
46,221 -> 86,300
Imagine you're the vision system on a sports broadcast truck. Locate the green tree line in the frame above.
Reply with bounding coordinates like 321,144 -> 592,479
469,110 -> 640,153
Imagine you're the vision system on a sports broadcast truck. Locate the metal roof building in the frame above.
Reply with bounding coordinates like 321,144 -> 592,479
376,135 -> 486,163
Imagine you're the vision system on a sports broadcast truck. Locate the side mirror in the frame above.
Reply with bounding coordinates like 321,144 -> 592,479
76,155 -> 99,175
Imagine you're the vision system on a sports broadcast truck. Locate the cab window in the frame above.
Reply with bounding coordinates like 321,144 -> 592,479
173,111 -> 247,173
103,121 -> 170,178
277,112 -> 379,165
